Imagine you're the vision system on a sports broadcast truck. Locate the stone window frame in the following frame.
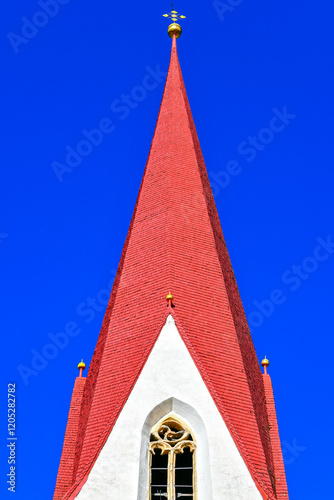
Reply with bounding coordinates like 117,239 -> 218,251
148,414 -> 197,500
137,398 -> 213,500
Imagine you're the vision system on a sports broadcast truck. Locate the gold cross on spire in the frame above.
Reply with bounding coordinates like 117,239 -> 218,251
162,5 -> 186,23
163,4 -> 186,39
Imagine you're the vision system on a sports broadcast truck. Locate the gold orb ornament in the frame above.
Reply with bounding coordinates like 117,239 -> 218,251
261,356 -> 270,374
78,360 -> 86,370
78,359 -> 86,377
166,291 -> 174,307
261,356 -> 270,367
167,23 -> 182,39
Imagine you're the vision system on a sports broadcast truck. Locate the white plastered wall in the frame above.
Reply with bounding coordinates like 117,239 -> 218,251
76,315 -> 262,500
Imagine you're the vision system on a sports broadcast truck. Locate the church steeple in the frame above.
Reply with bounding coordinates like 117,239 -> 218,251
53,23 -> 288,500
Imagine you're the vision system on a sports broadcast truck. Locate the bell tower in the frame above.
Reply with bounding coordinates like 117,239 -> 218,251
53,10 -> 289,500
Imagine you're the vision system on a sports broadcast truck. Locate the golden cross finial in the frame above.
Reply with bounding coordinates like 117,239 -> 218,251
162,4 -> 186,24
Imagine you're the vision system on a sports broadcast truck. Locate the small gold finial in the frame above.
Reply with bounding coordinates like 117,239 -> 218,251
166,291 -> 174,307
163,4 -> 186,38
261,356 -> 270,374
78,359 -> 86,377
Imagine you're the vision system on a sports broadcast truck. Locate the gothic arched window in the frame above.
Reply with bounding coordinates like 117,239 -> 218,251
149,416 -> 196,499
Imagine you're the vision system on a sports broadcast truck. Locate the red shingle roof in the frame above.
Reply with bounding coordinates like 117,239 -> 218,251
54,35 -> 288,500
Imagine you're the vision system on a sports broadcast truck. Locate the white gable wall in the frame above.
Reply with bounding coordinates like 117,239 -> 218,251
75,315 -> 262,500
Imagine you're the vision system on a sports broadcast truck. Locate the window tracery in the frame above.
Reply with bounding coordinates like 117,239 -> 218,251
149,417 -> 196,499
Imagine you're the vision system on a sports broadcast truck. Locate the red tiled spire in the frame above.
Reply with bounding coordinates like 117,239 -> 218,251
263,371 -> 289,498
53,376 -> 86,500
54,35 -> 288,499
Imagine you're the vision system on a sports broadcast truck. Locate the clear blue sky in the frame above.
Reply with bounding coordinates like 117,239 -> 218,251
2,1 -> 333,498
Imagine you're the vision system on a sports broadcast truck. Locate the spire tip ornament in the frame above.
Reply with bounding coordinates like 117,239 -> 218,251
78,359 -> 86,377
261,356 -> 270,374
166,291 -> 174,307
163,4 -> 186,38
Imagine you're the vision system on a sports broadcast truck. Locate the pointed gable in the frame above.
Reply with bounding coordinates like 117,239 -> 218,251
54,35 -> 288,500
